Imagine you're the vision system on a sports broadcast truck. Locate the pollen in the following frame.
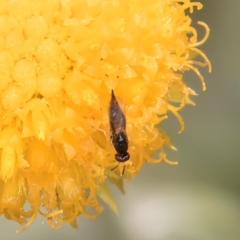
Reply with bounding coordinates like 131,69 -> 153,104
0,0 -> 211,232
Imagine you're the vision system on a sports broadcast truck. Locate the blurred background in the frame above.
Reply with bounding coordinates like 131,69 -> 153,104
0,0 -> 240,239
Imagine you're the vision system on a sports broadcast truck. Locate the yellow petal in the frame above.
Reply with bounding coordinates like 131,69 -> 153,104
97,182 -> 118,215
1,146 -> 16,181
106,170 -> 125,194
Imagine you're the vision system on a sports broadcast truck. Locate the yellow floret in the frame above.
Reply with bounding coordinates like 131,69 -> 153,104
0,0 -> 211,232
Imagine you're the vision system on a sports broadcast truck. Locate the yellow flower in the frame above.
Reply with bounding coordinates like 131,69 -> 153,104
0,0 -> 211,232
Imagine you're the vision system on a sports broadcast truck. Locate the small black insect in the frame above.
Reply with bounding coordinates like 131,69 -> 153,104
109,90 -> 130,174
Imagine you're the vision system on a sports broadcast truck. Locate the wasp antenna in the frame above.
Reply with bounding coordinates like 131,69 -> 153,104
121,166 -> 126,176
111,163 -> 120,171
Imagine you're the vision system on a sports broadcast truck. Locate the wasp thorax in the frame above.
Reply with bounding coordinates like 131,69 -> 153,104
113,131 -> 128,154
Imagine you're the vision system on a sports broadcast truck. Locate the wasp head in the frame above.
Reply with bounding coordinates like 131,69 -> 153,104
115,152 -> 130,162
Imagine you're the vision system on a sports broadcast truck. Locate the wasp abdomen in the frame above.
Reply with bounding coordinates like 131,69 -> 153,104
109,90 -> 126,132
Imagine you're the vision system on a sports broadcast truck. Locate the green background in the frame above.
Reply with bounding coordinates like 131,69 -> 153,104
0,1 -> 239,239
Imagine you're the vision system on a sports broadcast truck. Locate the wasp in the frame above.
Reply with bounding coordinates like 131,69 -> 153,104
109,90 -> 130,174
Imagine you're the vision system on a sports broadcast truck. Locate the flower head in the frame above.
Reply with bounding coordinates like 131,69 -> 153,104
0,0 -> 211,232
